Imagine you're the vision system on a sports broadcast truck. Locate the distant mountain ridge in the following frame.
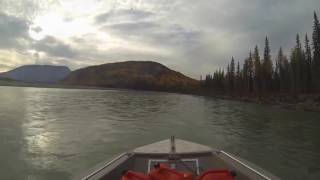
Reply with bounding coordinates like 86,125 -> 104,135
62,61 -> 199,92
0,65 -> 71,84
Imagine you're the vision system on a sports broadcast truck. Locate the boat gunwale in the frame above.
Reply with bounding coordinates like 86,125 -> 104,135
80,153 -> 130,180
219,151 -> 273,180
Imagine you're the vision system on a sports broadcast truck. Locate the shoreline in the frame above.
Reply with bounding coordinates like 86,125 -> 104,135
1,82 -> 320,112
195,90 -> 320,112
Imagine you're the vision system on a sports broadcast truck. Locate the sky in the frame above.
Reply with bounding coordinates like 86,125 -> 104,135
0,0 -> 319,78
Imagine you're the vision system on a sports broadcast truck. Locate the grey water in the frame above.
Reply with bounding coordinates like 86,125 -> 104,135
0,86 -> 319,180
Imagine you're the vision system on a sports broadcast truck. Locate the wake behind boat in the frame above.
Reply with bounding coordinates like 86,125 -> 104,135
77,137 -> 280,180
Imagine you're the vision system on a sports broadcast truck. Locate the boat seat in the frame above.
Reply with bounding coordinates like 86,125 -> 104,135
121,170 -> 151,180
197,169 -> 235,180
149,164 -> 193,180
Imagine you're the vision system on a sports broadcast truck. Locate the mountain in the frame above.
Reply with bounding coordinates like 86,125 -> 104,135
62,61 -> 199,92
0,65 -> 71,84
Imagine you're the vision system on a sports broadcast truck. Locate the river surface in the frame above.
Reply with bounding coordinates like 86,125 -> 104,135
0,86 -> 320,180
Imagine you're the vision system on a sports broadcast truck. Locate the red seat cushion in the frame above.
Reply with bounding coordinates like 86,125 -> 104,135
197,170 -> 235,180
149,164 -> 194,180
121,170 -> 151,180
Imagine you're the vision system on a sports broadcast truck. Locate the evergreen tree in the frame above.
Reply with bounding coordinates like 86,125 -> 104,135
282,54 -> 291,91
253,45 -> 262,92
226,63 -> 231,91
204,74 -> 212,87
274,49 -> 281,91
242,58 -> 249,92
291,34 -> 304,93
305,34 -> 313,92
276,47 -> 290,91
248,51 -> 254,92
236,61 -> 241,92
291,44 -> 298,92
312,11 -> 320,90
262,37 -> 273,91
230,57 -> 235,91
236,61 -> 241,80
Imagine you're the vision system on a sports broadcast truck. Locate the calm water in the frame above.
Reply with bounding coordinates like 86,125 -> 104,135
0,86 -> 320,180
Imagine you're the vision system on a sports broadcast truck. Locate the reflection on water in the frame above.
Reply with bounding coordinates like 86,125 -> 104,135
0,86 -> 320,180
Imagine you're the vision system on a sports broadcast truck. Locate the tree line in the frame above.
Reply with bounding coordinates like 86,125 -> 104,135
203,11 -> 320,95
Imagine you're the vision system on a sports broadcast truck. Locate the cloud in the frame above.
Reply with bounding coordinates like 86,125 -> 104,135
171,0 -> 319,59
31,26 -> 42,33
95,9 -> 153,24
103,21 -> 157,32
0,0 -> 58,20
32,36 -> 76,58
102,21 -> 201,48
0,12 -> 31,49
1,0 -> 320,78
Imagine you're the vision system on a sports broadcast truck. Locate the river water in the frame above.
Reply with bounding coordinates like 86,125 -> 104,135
0,86 -> 319,180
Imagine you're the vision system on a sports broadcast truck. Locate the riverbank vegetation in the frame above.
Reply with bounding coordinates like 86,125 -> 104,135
202,11 -> 320,109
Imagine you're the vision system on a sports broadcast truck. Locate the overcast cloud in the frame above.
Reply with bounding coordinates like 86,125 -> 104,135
0,0 -> 319,77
